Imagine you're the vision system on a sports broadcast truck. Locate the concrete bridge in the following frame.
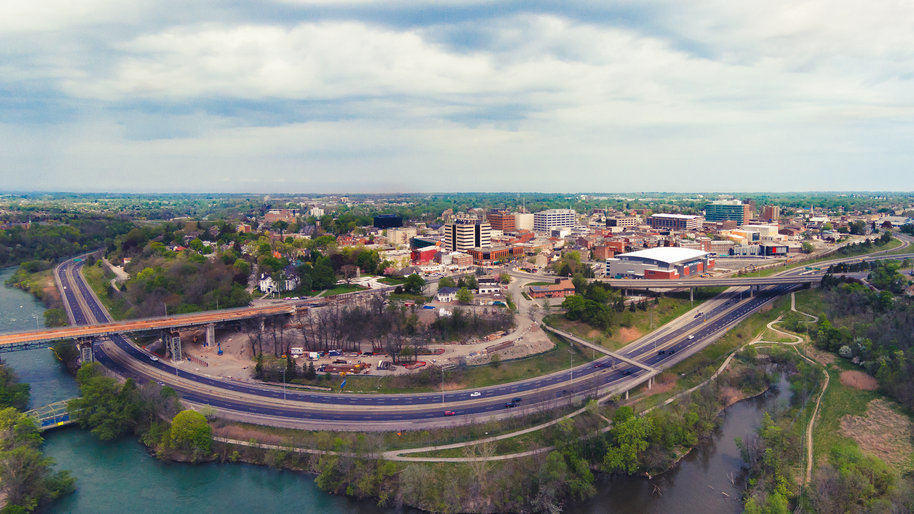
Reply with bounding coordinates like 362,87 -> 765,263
0,303 -> 303,353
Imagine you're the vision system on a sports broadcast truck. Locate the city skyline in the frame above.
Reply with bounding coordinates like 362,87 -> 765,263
2,1 -> 913,193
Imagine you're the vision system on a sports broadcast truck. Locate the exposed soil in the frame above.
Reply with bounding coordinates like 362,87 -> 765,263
805,345 -> 836,366
839,399 -> 914,470
839,370 -> 878,391
616,326 -> 642,343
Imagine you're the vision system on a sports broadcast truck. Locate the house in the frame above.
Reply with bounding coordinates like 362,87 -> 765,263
435,287 -> 460,303
259,273 -> 277,294
281,265 -> 300,291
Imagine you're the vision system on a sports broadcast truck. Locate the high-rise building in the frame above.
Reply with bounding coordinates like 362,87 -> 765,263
761,205 -> 780,223
444,218 -> 491,252
705,200 -> 750,225
533,209 -> 576,233
515,213 -> 534,231
486,210 -> 516,232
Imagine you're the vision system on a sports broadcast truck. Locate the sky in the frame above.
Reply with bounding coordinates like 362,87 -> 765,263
1,0 -> 913,193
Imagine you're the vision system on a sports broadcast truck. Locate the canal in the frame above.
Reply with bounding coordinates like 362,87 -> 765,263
1,266 -> 787,512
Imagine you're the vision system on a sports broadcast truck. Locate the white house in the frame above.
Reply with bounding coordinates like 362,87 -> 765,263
259,274 -> 277,294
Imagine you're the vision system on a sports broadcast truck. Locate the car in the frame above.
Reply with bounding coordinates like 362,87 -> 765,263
150,355 -> 159,362
687,335 -> 695,340
333,359 -> 348,364
444,410 -> 456,416
470,391 -> 481,397
504,402 -> 517,408
694,313 -> 703,318
512,397 -> 522,404
657,349 -> 668,356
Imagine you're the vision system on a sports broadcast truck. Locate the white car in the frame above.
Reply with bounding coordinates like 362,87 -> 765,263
470,391 -> 481,397
687,335 -> 695,340
150,355 -> 159,362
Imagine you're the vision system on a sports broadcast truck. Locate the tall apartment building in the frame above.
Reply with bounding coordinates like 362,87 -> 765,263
486,210 -> 516,231
648,213 -> 703,230
705,200 -> 750,225
443,218 -> 491,252
761,205 -> 780,223
515,213 -> 534,231
533,209 -> 576,233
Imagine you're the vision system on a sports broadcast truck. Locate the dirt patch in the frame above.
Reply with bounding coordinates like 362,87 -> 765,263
805,345 -> 836,366
616,326 -> 643,343
839,370 -> 879,391
719,386 -> 745,406
214,424 -> 291,446
839,399 -> 914,470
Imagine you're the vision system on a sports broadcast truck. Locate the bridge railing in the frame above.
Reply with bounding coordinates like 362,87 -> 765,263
25,398 -> 79,431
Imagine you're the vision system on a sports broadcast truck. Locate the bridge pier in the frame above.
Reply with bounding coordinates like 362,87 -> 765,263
77,338 -> 94,364
648,376 -> 653,390
166,331 -> 183,362
205,323 -> 215,347
689,287 -> 694,305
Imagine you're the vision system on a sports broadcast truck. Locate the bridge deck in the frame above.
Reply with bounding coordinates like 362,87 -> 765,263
0,304 -> 300,347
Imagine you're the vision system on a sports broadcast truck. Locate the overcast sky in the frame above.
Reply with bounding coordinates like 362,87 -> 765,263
1,1 -> 912,193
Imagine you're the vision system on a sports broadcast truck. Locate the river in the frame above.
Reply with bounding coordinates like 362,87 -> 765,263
1,266 -> 787,513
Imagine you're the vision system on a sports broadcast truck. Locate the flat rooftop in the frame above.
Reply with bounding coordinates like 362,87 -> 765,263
615,247 -> 709,264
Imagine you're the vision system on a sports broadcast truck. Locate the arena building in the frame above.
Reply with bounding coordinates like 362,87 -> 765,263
605,247 -> 715,279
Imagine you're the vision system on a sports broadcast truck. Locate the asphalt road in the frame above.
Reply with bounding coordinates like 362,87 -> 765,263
52,236 -> 911,428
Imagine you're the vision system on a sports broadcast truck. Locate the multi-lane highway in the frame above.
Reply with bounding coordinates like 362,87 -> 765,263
43,236 -> 911,429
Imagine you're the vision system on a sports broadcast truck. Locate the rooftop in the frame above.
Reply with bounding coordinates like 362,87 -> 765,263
616,247 -> 709,264
650,213 -> 701,219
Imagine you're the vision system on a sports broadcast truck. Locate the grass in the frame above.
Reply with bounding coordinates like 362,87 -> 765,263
525,281 -> 555,287
378,276 -> 408,285
812,358 -> 880,466
82,261 -> 130,320
322,284 -> 369,296
289,333 -> 596,394
542,288 -> 723,351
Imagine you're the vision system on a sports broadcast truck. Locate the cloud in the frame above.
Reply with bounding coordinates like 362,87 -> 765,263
0,1 -> 913,192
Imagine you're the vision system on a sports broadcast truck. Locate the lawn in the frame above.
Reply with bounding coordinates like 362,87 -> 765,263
82,261 -> 131,320
542,288 -> 723,351
322,284 -> 369,296
379,276 -> 408,285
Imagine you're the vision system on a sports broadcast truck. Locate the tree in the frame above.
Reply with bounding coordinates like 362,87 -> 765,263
404,274 -> 425,295
438,276 -> 456,289
68,363 -> 149,441
602,407 -> 652,475
0,365 -> 30,411
165,410 -> 213,461
801,241 -> 814,254
456,287 -> 473,304
0,408 -> 74,511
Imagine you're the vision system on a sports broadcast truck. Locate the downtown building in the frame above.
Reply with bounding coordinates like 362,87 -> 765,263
443,217 -> 491,252
705,200 -> 751,226
533,209 -> 576,233
647,213 -> 703,230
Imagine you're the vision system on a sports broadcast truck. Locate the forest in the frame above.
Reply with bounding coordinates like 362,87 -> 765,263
810,273 -> 914,410
0,217 -> 135,267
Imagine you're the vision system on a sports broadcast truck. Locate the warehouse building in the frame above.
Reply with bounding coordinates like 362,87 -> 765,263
606,247 -> 715,279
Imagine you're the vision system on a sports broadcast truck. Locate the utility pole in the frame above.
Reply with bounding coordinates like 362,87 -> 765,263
441,366 -> 445,404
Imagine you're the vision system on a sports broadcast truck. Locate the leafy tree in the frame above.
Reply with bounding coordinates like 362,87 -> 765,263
438,276 -> 456,289
0,365 -> 30,411
68,363 -> 149,441
0,408 -> 74,511
164,410 -> 213,461
456,287 -> 473,304
403,274 -> 425,295
603,407 -> 652,475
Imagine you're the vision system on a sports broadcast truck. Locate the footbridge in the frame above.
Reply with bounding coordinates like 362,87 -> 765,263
26,398 -> 78,431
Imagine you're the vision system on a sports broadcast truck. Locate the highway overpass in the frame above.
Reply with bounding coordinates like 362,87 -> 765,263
0,302 -> 301,351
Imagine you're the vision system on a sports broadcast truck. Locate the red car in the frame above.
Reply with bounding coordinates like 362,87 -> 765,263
444,410 -> 456,416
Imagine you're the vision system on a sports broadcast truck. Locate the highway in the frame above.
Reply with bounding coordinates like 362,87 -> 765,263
41,236 -> 911,429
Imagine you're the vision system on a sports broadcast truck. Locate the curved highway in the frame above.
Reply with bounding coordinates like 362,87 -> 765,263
53,235 -> 910,428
